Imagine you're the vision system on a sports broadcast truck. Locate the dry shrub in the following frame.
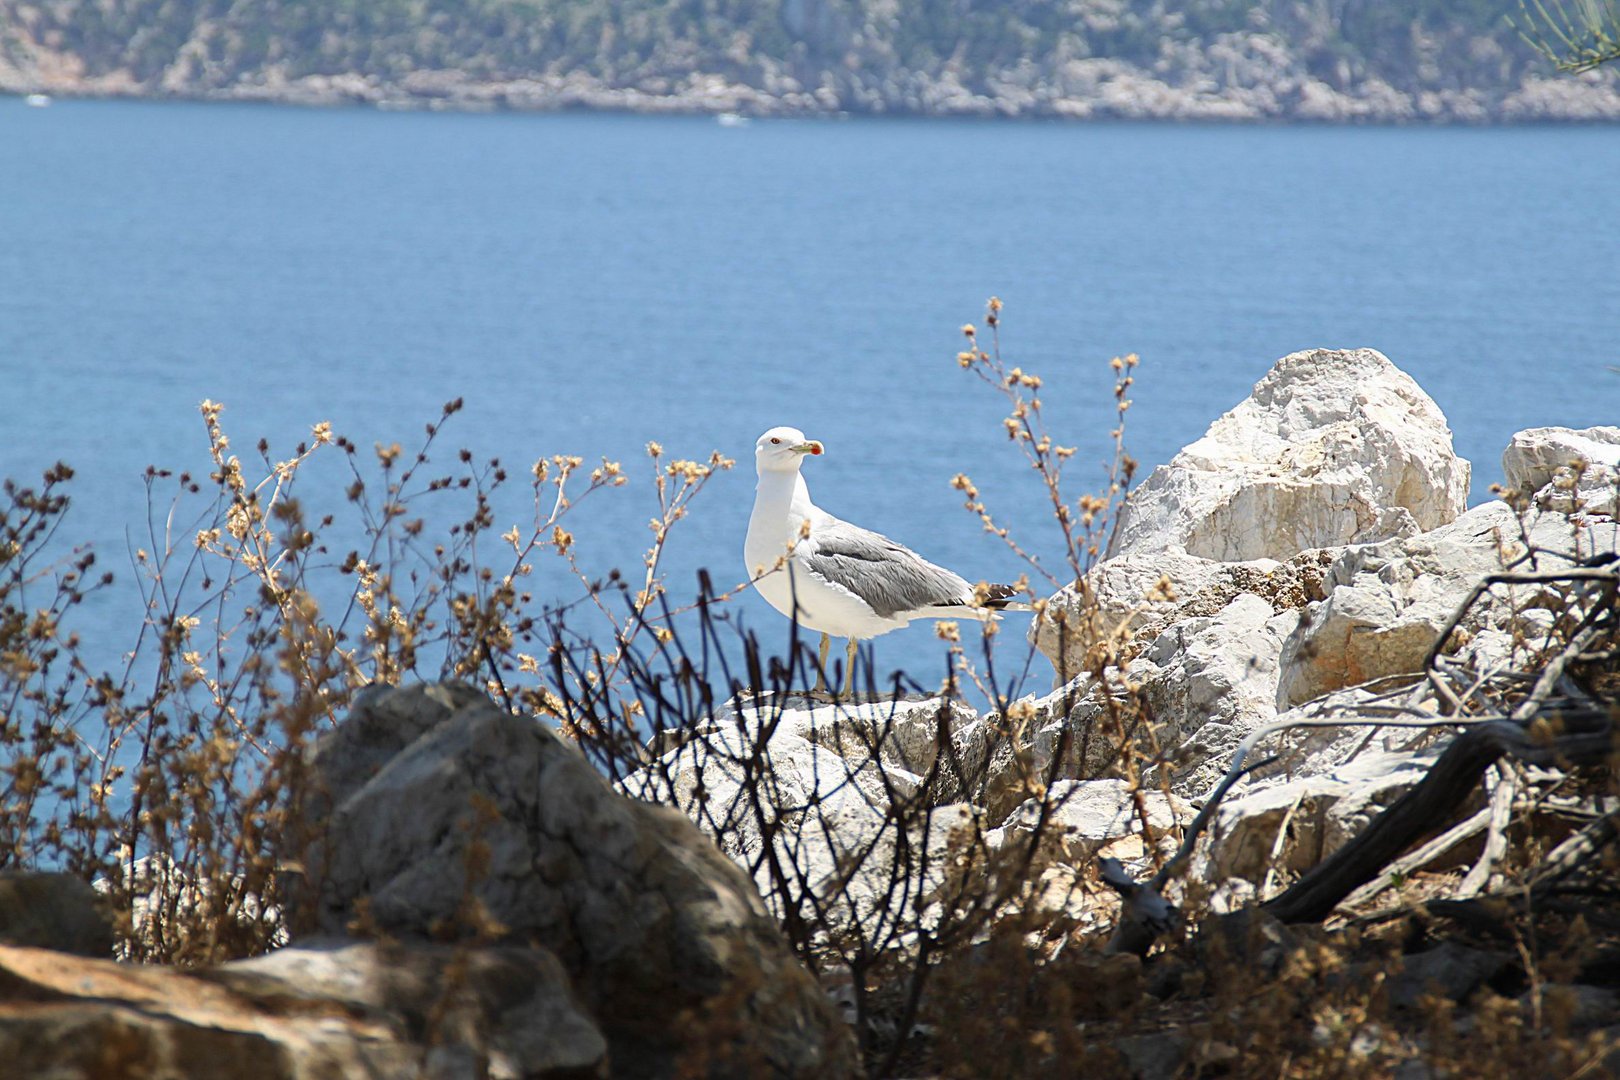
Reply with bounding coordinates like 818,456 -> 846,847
27,301 -> 1593,1080
540,300 -> 1186,1073
1,300 -> 1184,1078
0,395 -> 727,963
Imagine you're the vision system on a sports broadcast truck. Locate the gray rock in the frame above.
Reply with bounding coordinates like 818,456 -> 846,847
302,683 -> 856,1079
1194,908 -> 1299,978
1519,983 -> 1620,1031
1386,942 -> 1512,1010
1113,1030 -> 1191,1079
0,871 -> 114,957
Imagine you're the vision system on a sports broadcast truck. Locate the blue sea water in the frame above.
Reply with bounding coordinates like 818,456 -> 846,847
1,99 -> 1617,690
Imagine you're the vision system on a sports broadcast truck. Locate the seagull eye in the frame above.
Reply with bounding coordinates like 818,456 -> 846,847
771,438 -> 781,445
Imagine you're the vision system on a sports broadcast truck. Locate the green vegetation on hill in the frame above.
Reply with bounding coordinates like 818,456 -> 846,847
1,0 -> 1616,118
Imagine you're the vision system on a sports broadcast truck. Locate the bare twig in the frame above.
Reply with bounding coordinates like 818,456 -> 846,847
1456,764 -> 1519,898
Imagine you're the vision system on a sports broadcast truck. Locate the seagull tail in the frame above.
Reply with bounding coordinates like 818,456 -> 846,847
920,583 -> 1033,621
980,582 -> 1034,613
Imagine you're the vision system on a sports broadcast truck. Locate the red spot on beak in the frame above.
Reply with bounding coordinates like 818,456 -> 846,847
808,442 -> 824,455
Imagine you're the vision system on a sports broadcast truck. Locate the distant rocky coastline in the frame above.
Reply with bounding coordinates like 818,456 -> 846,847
7,63 -> 1620,122
5,0 -> 1620,123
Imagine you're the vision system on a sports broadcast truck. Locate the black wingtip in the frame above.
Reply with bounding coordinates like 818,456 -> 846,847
981,582 -> 1021,609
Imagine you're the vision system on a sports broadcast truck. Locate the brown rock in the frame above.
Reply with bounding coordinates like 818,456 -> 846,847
0,938 -> 607,1078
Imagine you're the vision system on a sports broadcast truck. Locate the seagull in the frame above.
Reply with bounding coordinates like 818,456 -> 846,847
744,425 -> 1022,696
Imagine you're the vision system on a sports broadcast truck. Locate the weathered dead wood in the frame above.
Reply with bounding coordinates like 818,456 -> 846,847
1262,707 -> 1618,923
1103,558 -> 1617,951
1457,764 -> 1518,897
1340,805 -> 1493,910
1529,805 -> 1620,890
1255,567 -> 1616,923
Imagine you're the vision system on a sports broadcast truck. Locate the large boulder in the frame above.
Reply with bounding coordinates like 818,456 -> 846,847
0,939 -> 607,1079
0,871 -> 114,957
1108,348 -> 1469,563
301,683 -> 856,1079
1502,425 -> 1620,518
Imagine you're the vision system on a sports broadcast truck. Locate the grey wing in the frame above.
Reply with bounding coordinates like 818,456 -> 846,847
804,517 -> 972,619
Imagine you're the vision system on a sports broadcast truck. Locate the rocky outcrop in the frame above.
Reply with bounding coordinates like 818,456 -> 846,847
1028,347 -> 1478,799
1107,348 -> 1469,564
0,939 -> 608,1078
1276,500 -> 1616,707
1030,347 -> 1476,798
302,683 -> 857,1079
1016,348 -> 1617,922
1503,425 -> 1620,518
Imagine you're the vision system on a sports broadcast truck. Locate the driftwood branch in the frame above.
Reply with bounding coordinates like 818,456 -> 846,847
1456,764 -> 1517,898
1262,708 -> 1616,923
1339,805 -> 1493,910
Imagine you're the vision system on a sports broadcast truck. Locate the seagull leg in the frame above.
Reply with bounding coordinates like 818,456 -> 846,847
843,638 -> 858,698
812,633 -> 831,695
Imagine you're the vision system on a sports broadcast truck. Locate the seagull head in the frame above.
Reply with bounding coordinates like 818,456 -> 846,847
754,426 -> 823,474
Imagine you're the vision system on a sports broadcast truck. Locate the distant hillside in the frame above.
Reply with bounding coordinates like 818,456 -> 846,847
3,0 -> 1618,120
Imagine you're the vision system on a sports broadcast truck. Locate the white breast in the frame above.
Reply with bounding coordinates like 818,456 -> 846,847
745,470 -> 907,641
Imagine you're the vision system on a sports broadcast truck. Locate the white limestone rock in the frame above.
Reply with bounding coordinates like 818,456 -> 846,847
1194,749 -> 1440,886
1141,594 -> 1302,795
1014,591 -> 1301,801
1503,425 -> 1620,518
987,779 -> 1194,863
1109,348 -> 1469,563
1277,501 -> 1619,708
625,693 -> 994,931
1031,545 -> 1334,683
781,694 -> 985,786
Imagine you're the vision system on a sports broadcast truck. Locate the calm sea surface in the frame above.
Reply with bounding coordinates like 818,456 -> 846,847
2,99 -> 1617,688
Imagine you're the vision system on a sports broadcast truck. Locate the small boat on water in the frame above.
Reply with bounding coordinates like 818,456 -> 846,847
716,112 -> 750,127
24,93 -> 51,107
